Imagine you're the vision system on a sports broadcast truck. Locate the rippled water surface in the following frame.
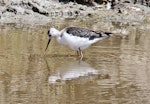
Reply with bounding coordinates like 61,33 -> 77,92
0,21 -> 150,104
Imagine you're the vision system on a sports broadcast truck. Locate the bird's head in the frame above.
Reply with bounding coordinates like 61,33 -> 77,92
48,28 -> 60,37
45,28 -> 60,51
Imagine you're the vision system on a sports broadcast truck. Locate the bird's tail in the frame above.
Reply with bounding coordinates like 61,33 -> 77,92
101,32 -> 113,37
105,32 -> 113,36
96,30 -> 113,38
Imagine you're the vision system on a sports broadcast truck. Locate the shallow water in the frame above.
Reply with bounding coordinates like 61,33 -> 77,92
0,21 -> 150,104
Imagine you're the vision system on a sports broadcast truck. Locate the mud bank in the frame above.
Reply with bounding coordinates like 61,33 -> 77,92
0,0 -> 150,25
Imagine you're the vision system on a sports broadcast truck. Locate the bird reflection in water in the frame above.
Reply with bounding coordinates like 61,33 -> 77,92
48,60 -> 100,84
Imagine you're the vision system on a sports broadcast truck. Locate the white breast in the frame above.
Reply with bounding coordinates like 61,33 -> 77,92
59,31 -> 101,50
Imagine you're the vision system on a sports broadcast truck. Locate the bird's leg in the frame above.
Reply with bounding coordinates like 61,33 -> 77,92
79,48 -> 83,60
80,51 -> 83,60
76,51 -> 80,56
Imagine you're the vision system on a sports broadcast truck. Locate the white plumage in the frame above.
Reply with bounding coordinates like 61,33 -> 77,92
45,26 -> 113,59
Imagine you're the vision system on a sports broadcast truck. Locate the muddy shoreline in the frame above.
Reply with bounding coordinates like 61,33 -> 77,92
0,0 -> 150,26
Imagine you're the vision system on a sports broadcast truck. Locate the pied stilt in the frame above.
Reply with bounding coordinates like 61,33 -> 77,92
45,26 -> 113,59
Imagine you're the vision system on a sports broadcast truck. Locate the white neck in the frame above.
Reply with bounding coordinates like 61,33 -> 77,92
56,31 -> 61,37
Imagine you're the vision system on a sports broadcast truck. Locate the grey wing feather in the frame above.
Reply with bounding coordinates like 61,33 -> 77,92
66,27 -> 101,39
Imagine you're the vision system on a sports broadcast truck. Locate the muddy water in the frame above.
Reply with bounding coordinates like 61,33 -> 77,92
0,22 -> 150,104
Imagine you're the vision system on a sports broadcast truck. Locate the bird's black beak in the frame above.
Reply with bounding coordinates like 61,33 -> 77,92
45,30 -> 52,51
45,37 -> 51,51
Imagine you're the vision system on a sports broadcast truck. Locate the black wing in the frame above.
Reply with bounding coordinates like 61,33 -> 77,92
66,27 -> 103,40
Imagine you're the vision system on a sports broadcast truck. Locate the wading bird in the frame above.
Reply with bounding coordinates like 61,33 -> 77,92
45,26 -> 113,59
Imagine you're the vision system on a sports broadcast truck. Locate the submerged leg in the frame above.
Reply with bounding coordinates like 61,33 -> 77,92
77,51 -> 80,56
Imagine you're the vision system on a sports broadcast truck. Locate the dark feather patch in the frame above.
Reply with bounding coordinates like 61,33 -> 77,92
89,36 -> 96,40
66,27 -> 103,40
65,27 -> 113,41
104,32 -> 112,36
